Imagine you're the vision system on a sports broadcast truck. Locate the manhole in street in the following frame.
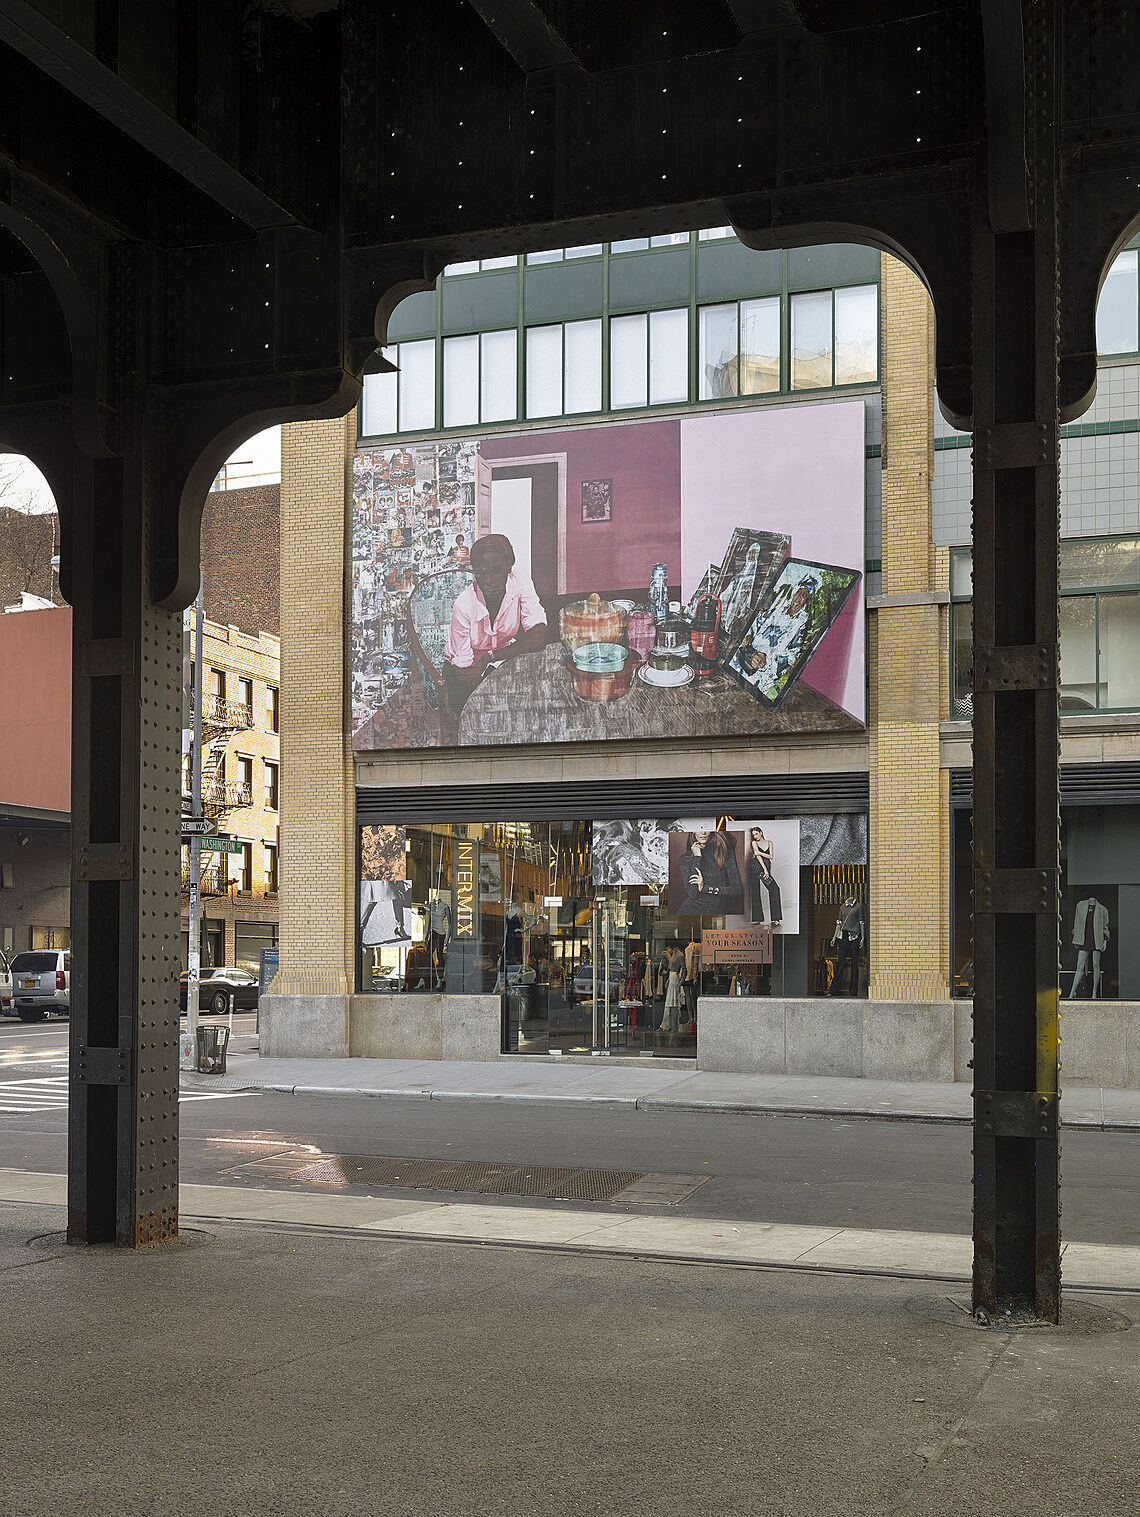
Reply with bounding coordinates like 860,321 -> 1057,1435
224,1152 -> 710,1205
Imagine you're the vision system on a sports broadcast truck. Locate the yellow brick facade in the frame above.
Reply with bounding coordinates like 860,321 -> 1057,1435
868,257 -> 951,1001
274,256 -> 958,1029
181,615 -> 280,968
271,414 -> 356,1005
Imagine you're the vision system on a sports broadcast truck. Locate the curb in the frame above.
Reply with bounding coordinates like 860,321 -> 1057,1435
176,1077 -> 1140,1132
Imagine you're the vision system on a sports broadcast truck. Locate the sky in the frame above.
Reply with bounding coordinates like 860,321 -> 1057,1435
0,425 -> 282,513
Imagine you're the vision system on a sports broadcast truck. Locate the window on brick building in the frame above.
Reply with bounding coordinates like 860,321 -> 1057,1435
264,843 -> 278,894
232,841 -> 252,893
236,755 -> 253,802
266,685 -> 279,733
263,760 -> 279,811
237,677 -> 253,717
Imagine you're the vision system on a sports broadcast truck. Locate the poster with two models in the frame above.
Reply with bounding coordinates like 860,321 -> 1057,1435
666,820 -> 799,933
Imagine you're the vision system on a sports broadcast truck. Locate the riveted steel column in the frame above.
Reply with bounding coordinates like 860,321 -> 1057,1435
67,455 -> 182,1246
971,4 -> 1062,1320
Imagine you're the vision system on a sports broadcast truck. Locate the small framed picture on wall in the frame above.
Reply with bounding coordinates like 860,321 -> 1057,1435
581,477 -> 613,524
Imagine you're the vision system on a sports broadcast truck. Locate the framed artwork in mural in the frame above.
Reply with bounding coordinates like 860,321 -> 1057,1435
580,477 -> 613,524
726,558 -> 861,711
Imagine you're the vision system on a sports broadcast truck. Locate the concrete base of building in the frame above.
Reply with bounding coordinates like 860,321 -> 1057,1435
348,993 -> 501,1062
259,994 -> 350,1058
259,992 -> 1140,1089
697,997 -> 966,1083
697,997 -> 1140,1088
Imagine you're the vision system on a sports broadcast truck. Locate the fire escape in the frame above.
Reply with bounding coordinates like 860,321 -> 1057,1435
182,692 -> 254,897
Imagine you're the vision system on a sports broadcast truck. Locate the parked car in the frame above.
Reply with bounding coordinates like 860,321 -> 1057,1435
179,967 -> 259,1016
1,949 -> 12,1016
10,949 -> 70,1022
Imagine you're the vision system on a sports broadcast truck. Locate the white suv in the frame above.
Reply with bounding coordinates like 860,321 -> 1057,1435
10,949 -> 70,1022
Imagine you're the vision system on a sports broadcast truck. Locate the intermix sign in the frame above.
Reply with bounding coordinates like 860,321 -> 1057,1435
701,927 -> 774,965
452,839 -> 479,939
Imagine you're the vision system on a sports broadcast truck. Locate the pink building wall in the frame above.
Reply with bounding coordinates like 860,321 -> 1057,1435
481,420 -> 682,596
0,606 -> 72,814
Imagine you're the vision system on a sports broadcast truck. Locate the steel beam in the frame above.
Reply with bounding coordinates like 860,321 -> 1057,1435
970,2 -> 1062,1322
465,1 -> 583,74
67,453 -> 181,1246
0,0 -> 304,231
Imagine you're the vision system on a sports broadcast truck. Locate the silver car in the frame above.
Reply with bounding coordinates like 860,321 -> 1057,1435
10,949 -> 70,1022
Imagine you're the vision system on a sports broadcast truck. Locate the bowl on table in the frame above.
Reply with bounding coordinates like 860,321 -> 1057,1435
567,640 -> 638,702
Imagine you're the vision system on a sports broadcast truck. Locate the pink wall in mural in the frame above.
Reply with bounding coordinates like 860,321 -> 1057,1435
481,420 -> 682,596
678,400 -> 865,719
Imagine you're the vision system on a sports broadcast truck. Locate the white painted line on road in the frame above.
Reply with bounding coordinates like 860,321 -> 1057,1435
0,1077 -> 69,1112
0,1076 -> 254,1113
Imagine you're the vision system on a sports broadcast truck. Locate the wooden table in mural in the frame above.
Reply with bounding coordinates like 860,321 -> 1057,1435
458,642 -> 860,746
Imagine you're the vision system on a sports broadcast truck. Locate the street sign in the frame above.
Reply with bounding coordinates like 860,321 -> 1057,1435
180,817 -> 215,836
202,836 -> 243,855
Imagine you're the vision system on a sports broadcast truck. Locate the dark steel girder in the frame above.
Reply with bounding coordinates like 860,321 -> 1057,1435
466,0 -> 585,73
0,1 -> 307,232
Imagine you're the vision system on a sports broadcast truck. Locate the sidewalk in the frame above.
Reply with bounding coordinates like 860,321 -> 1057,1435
2,1184 -> 1139,1515
182,1049 -> 1140,1130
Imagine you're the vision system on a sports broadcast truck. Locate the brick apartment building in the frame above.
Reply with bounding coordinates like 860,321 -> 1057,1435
180,481 -> 282,972
0,480 -> 281,972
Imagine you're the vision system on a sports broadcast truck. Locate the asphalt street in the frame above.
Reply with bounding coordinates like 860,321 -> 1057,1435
3,1015 -> 1140,1242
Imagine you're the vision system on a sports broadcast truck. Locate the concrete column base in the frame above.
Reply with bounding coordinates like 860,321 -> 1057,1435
259,994 -> 350,1058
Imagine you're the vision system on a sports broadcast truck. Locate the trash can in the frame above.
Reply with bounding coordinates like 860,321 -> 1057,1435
196,1023 -> 230,1074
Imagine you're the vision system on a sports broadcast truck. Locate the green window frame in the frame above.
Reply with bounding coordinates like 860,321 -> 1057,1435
950,537 -> 1140,717
360,233 -> 882,443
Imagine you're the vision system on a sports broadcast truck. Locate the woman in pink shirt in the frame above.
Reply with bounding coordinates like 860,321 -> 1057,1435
443,533 -> 548,714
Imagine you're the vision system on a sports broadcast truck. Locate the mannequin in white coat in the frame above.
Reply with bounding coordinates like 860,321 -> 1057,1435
1069,896 -> 1109,999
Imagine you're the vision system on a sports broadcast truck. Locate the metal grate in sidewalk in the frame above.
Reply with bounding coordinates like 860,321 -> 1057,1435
224,1150 -> 709,1205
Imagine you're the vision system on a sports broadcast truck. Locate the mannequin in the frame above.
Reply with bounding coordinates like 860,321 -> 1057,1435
429,895 -> 452,986
662,946 -> 683,1034
829,896 -> 865,997
682,937 -> 700,1023
1069,896 -> 1110,999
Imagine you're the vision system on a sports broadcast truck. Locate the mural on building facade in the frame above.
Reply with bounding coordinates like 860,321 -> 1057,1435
350,399 -> 865,750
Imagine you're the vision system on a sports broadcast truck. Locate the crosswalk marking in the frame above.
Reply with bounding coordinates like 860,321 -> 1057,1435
0,1076 -> 250,1113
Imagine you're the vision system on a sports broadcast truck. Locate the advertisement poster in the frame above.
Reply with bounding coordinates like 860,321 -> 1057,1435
666,820 -> 800,932
351,399 -> 865,751
667,828 -> 746,917
360,824 -> 406,882
591,818 -> 679,887
359,880 -> 413,947
727,820 -> 801,935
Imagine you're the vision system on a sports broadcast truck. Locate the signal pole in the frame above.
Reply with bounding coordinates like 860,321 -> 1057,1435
182,581 -> 204,1066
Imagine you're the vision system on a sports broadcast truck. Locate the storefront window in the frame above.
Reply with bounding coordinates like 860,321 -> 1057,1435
359,815 -> 869,1055
236,919 -> 278,974
953,803 -> 1140,999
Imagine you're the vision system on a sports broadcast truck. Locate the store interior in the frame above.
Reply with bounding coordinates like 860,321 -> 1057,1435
359,819 -> 868,1057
